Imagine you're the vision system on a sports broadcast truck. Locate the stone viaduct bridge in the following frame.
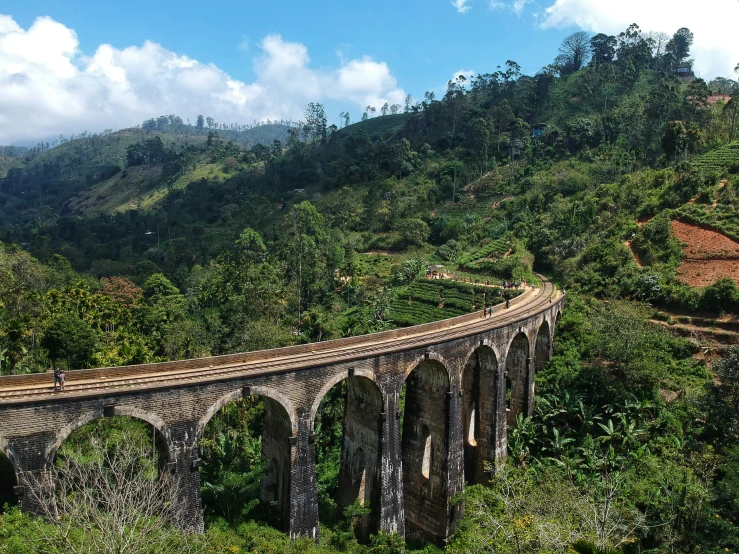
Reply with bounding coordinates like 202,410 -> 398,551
0,277 -> 563,544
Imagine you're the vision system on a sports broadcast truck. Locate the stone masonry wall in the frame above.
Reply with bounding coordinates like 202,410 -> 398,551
0,298 -> 563,543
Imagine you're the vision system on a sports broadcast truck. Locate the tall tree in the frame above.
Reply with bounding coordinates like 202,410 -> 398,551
196,115 -> 204,129
304,102 -> 328,143
490,100 -> 515,152
557,31 -> 591,73
590,33 -> 617,66
404,94 -> 414,112
666,27 -> 694,66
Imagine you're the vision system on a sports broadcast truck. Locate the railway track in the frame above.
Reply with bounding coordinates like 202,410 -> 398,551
0,277 -> 559,404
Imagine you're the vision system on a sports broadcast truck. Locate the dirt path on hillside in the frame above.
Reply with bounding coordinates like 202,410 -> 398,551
625,240 -> 644,267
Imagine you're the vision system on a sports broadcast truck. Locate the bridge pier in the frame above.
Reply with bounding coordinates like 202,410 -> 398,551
171,423 -> 205,533
5,435 -> 54,518
379,379 -> 405,537
446,378 -> 465,539
289,409 -> 319,540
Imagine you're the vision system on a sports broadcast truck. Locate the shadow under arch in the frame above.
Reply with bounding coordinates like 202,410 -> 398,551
505,331 -> 531,426
535,320 -> 552,371
0,445 -> 19,511
461,344 -> 499,485
401,357 -> 450,543
197,386 -> 295,531
313,372 -> 383,541
45,409 -> 173,470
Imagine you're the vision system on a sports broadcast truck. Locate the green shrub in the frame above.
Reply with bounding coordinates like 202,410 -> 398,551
701,278 -> 739,314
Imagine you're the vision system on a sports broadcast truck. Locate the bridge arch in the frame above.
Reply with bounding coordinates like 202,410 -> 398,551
45,409 -> 173,470
505,331 -> 532,426
461,344 -> 499,484
309,367 -> 378,425
402,351 -> 452,382
401,356 -> 450,541
196,386 -> 298,440
197,385 -> 296,531
535,320 -> 552,371
312,370 -> 383,540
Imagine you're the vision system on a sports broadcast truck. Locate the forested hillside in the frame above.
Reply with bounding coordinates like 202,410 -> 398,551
2,22 -> 739,554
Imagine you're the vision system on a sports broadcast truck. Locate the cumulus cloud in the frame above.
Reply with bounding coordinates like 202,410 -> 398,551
452,0 -> 472,13
540,0 -> 739,79
0,15 -> 406,144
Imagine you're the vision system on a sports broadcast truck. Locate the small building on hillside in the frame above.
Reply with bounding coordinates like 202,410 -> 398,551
673,66 -> 695,80
426,265 -> 448,279
509,139 -> 524,159
531,123 -> 548,138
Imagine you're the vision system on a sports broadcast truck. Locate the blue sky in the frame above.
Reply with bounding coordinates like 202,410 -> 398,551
2,1 -> 737,144
8,0 -> 567,95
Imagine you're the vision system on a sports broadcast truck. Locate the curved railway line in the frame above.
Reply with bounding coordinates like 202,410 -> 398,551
0,276 -> 558,404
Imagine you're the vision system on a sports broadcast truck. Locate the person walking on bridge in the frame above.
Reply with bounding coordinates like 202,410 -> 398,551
58,369 -> 66,392
53,368 -> 60,392
505,298 -> 510,309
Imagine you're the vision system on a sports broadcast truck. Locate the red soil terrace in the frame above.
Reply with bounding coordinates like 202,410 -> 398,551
672,220 -> 739,288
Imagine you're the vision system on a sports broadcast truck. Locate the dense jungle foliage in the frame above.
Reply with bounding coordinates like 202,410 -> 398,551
2,21 -> 739,553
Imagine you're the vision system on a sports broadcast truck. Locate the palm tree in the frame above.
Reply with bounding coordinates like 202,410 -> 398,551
3,318 -> 30,374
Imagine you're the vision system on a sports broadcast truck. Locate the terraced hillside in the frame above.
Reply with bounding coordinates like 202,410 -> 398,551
389,279 -> 521,326
691,141 -> 739,174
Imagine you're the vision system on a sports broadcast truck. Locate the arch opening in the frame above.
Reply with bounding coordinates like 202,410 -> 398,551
535,321 -> 552,371
42,416 -> 175,530
401,359 -> 450,543
462,346 -> 498,485
0,450 -> 18,512
314,375 -> 382,542
199,393 -> 291,531
506,332 -> 531,427
53,416 -> 171,476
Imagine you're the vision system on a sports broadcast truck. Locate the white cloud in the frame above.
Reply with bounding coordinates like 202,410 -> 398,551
452,0 -> 472,13
540,0 -> 739,79
0,15 -> 406,144
511,0 -> 532,14
454,0 -> 533,15
451,69 -> 475,83
487,0 -> 531,14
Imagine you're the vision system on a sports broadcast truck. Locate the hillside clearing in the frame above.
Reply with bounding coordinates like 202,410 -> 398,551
673,220 -> 739,287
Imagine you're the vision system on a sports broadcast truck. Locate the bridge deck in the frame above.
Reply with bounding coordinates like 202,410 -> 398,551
0,277 -> 558,405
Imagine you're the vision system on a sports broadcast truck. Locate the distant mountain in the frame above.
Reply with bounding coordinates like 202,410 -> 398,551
0,119 -> 302,225
139,115 -> 298,148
